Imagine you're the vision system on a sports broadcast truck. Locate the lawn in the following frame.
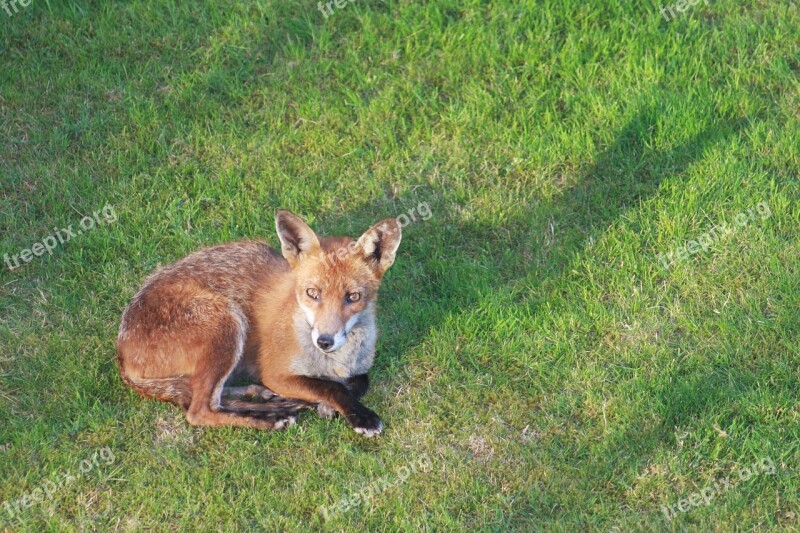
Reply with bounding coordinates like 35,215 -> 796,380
1,0 -> 798,530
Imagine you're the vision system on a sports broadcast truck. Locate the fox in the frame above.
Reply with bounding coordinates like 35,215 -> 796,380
116,210 -> 402,437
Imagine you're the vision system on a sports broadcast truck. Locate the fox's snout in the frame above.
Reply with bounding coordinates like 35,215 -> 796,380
316,334 -> 335,351
309,306 -> 364,353
311,322 -> 350,353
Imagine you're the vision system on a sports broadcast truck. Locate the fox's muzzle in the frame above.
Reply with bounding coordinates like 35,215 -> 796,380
311,312 -> 361,353
311,327 -> 348,353
316,334 -> 335,351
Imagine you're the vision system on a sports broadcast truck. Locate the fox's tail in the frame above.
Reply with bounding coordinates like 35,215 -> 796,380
120,373 -> 315,418
220,397 -> 316,418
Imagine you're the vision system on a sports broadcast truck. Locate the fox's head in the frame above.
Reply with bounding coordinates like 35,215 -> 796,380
275,210 -> 402,354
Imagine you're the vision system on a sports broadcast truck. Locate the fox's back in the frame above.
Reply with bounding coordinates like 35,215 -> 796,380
132,241 -> 288,307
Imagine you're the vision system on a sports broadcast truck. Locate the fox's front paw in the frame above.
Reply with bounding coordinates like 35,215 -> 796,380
346,406 -> 383,437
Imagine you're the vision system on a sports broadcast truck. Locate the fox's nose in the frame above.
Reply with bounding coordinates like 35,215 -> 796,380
316,335 -> 335,351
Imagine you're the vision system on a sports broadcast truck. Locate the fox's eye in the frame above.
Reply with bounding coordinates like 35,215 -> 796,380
306,288 -> 320,300
346,292 -> 361,303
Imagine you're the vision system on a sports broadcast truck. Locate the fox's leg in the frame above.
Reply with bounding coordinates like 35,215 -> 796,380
184,306 -> 296,430
268,375 -> 382,436
345,374 -> 369,399
188,379 -> 298,429
316,374 -> 370,419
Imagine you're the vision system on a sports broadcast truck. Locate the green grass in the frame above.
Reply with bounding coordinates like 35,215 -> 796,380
1,0 -> 799,530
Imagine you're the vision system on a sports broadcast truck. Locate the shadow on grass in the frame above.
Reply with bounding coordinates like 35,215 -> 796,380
383,105 -> 747,355
357,103 -> 750,474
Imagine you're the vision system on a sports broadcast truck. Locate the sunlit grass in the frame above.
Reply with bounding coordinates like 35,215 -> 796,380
1,0 -> 798,530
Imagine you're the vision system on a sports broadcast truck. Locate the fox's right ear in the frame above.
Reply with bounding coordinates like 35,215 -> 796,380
357,217 -> 402,277
275,210 -> 321,267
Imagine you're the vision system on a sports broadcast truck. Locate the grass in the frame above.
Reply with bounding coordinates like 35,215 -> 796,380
1,0 -> 798,530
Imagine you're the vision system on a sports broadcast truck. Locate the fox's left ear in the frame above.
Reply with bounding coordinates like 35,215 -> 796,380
357,218 -> 402,276
275,210 -> 321,267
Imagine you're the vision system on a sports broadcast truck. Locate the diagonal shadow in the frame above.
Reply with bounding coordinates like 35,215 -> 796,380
382,106 -> 747,360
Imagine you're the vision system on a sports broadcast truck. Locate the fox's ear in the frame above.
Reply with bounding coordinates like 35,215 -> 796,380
357,218 -> 402,275
275,210 -> 321,267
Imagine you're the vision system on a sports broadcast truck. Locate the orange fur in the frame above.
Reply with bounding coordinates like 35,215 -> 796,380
117,211 -> 401,435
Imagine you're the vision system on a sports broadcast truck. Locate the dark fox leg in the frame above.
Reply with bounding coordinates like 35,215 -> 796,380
316,374 -> 370,419
219,375 -> 370,421
268,375 -> 382,437
345,374 -> 369,399
317,374 -> 369,420
222,380 -> 369,402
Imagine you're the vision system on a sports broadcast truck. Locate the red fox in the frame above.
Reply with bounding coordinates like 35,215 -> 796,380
116,211 -> 402,437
